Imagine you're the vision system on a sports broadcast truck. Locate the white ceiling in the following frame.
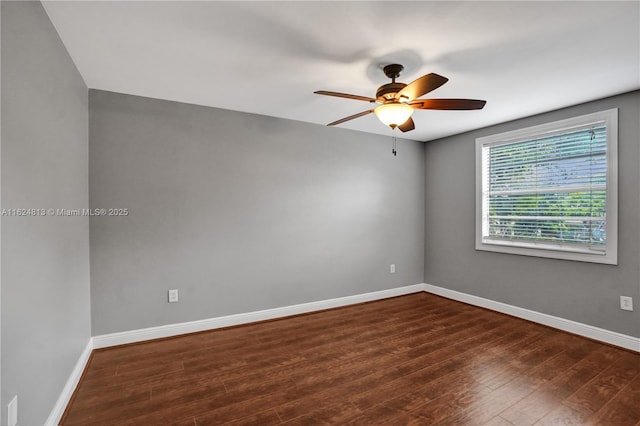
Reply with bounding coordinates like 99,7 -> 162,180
42,1 -> 640,142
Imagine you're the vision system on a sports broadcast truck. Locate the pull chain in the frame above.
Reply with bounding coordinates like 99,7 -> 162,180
392,127 -> 397,156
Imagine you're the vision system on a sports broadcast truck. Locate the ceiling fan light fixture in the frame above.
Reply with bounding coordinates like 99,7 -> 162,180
374,102 -> 413,128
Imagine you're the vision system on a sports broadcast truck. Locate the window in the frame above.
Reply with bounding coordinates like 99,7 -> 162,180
476,109 -> 618,264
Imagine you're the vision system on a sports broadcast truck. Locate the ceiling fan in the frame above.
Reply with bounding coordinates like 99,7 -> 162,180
314,64 -> 486,132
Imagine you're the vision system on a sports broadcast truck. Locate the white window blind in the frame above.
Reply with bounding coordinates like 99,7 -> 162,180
476,109 -> 617,264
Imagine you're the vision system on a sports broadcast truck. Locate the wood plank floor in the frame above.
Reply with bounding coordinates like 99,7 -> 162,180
61,292 -> 640,425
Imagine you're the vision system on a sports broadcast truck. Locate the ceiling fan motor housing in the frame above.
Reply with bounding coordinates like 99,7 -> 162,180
376,82 -> 406,101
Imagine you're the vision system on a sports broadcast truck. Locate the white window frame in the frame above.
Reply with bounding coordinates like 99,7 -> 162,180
475,109 -> 618,264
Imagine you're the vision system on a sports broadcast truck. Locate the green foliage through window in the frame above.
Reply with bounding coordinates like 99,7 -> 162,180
484,125 -> 607,248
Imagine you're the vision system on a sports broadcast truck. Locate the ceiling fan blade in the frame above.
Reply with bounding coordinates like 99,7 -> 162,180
398,117 -> 415,132
410,99 -> 486,110
397,73 -> 448,101
327,109 -> 374,126
314,91 -> 376,103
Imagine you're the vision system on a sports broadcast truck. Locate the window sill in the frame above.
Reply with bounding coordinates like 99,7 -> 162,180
475,240 -> 617,265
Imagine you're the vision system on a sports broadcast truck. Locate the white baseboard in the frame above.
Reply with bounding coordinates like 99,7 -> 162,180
422,283 -> 640,353
92,284 -> 426,349
92,282 -> 640,352
45,338 -> 93,426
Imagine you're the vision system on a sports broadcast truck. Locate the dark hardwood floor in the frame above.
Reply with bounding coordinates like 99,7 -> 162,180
61,292 -> 640,425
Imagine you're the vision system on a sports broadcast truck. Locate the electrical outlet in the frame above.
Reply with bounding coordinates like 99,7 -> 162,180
390,264 -> 396,274
168,289 -> 179,303
620,296 -> 633,311
7,395 -> 17,426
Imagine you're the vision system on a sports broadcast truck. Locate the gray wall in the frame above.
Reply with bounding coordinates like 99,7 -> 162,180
1,2 -> 91,425
89,90 -> 425,335
424,90 -> 640,338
